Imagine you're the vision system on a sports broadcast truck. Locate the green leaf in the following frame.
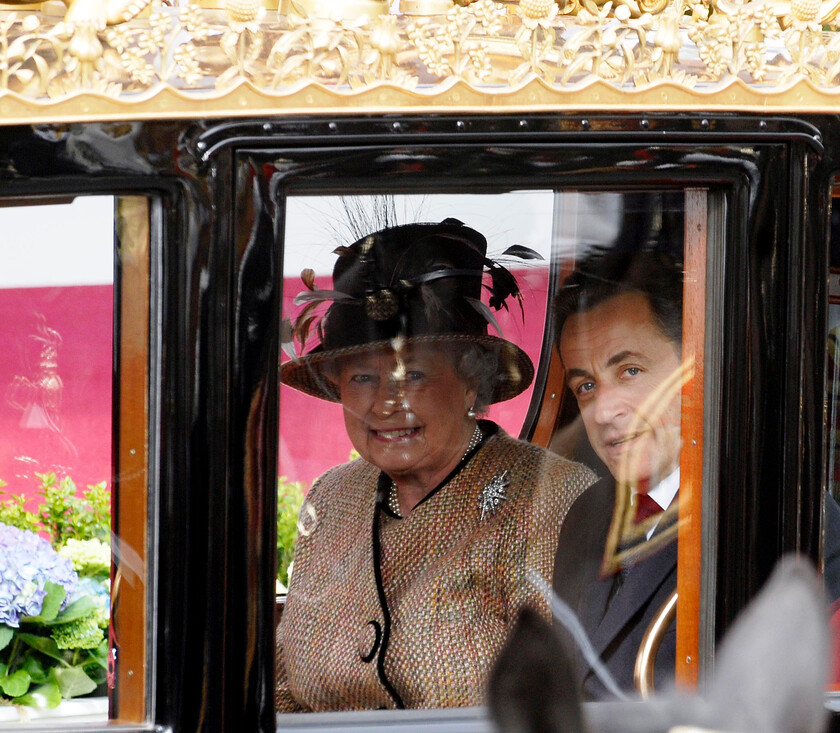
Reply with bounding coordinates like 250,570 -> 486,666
85,640 -> 109,671
15,633 -> 64,663
0,669 -> 31,698
51,596 -> 96,625
39,582 -> 66,621
0,625 -> 13,652
52,666 -> 97,699
81,656 -> 107,683
22,655 -> 47,684
19,582 -> 67,626
17,680 -> 61,709
81,660 -> 107,686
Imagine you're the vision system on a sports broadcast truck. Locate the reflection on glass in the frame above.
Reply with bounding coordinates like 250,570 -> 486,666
279,193 -> 555,488
276,195 -> 594,711
551,237 -> 687,699
275,191 -> 707,710
824,261 -> 840,693
0,197 -> 113,723
828,297 -> 840,502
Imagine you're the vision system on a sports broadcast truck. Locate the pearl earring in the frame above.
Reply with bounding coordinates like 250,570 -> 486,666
467,406 -> 477,419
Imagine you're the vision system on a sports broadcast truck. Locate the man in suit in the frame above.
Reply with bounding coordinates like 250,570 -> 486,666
550,250 -> 685,700
550,249 -> 840,700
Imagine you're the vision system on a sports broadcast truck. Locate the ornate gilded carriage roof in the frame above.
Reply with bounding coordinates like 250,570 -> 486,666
3,0 -> 840,123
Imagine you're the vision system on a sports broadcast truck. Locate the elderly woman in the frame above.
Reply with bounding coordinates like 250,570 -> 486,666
276,219 -> 594,711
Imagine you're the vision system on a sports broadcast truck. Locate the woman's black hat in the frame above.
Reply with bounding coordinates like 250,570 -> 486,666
280,218 -> 537,403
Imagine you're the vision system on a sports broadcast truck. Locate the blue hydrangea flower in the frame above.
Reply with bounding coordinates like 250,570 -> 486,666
0,524 -> 77,628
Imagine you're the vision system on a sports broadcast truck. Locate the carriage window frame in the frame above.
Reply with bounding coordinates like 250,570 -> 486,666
524,189 -> 721,690
1,116 -> 819,733
113,194 -> 157,724
256,144 -> 731,725
0,192 -> 158,728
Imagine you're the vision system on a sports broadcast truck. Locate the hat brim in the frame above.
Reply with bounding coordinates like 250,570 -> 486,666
280,334 -> 534,404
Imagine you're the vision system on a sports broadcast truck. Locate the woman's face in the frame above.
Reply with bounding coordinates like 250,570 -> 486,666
337,344 -> 477,488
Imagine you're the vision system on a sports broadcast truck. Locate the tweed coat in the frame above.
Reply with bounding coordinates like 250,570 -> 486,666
275,422 -> 595,711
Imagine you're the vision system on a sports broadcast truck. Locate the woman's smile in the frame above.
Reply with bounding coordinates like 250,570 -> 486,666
337,344 -> 476,502
370,426 -> 422,442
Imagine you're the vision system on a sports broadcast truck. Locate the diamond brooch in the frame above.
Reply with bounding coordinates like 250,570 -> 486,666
479,471 -> 509,520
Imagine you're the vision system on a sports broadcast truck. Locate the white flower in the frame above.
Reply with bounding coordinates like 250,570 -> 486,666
59,538 -> 110,577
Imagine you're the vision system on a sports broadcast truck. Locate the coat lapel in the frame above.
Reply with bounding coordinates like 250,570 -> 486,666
579,571 -> 615,640
568,478 -> 617,640
589,537 -> 677,657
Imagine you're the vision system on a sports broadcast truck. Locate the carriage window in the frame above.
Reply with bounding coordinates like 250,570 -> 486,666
0,196 -> 151,723
825,194 -> 840,693
275,190 -> 708,711
529,191 -> 708,698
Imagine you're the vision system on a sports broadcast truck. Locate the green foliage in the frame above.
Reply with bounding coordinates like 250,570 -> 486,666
22,582 -> 66,624
277,477 -> 305,588
40,596 -> 97,626
36,473 -> 77,545
16,633 -> 64,663
17,678 -> 62,709
0,492 -> 39,533
0,626 -> 13,652
3,595 -> 109,709
37,474 -> 110,546
60,539 -> 110,580
21,655 -> 47,684
51,616 -> 104,651
72,482 -> 110,543
0,475 -> 111,547
0,473 -> 111,709
0,669 -> 31,697
52,665 -> 98,698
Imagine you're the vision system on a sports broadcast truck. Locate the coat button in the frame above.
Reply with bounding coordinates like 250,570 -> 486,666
358,620 -> 381,662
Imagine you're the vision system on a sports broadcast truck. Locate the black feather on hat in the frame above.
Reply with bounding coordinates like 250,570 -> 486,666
280,219 -> 540,404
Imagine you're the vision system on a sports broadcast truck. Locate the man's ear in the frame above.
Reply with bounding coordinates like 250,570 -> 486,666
488,606 -> 587,733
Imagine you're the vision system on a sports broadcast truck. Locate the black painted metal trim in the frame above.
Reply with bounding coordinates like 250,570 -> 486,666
0,115 -> 833,731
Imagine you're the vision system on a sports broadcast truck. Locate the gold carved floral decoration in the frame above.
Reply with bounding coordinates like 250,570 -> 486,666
2,0 -> 840,121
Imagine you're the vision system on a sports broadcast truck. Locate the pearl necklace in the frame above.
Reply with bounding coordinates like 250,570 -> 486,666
387,423 -> 483,518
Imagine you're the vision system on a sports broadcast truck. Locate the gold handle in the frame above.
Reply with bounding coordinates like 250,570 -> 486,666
633,590 -> 678,699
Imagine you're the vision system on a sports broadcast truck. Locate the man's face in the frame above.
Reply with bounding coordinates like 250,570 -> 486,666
559,291 -> 683,490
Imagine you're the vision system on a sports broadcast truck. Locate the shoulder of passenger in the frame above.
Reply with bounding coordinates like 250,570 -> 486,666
483,436 -> 595,510
561,473 -> 613,517
306,457 -> 378,501
491,431 -> 596,482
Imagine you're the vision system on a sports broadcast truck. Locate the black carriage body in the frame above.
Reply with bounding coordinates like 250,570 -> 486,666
2,113 -> 834,732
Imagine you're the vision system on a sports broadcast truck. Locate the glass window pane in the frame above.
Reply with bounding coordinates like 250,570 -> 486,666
0,198 -> 113,487
279,193 -> 554,487
547,191 -> 703,698
0,196 -> 150,724
275,190 -> 704,711
825,196 -> 840,691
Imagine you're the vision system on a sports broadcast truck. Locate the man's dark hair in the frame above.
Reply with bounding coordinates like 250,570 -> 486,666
552,249 -> 684,351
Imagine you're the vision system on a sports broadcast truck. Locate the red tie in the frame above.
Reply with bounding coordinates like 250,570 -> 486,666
634,493 -> 662,524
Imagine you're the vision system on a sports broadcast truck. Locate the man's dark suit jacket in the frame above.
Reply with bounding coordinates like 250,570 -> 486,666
553,476 -> 840,701
552,476 -> 676,701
